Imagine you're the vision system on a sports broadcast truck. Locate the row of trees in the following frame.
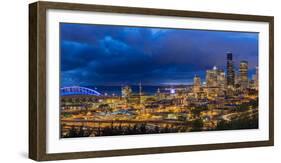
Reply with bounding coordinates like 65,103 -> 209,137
62,121 -> 205,138
216,116 -> 258,130
62,114 -> 257,138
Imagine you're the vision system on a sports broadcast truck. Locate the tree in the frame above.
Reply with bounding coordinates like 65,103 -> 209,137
191,119 -> 203,131
68,126 -> 77,137
154,126 -> 160,133
78,126 -> 85,137
216,116 -> 258,131
133,124 -> 138,134
140,123 -> 147,134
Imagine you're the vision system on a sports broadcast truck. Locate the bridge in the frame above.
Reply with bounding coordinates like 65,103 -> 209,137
61,86 -> 101,96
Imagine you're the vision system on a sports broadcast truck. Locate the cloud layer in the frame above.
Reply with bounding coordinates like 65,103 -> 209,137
60,23 -> 258,86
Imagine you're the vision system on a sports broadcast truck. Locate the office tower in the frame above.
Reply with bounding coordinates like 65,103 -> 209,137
206,66 -> 218,87
235,71 -> 240,85
226,52 -> 235,87
121,85 -> 132,98
217,70 -> 226,89
157,88 -> 161,94
239,61 -> 248,89
193,75 -> 201,93
205,66 -> 220,98
253,66 -> 258,90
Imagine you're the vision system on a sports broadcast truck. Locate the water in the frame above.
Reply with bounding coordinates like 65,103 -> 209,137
85,85 -> 190,96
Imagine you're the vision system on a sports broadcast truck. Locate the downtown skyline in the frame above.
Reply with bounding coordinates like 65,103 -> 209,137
60,23 -> 258,87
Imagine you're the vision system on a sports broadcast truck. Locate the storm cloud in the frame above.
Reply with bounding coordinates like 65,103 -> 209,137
60,23 -> 258,86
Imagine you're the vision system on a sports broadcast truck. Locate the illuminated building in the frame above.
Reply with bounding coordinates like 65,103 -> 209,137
170,88 -> 176,94
235,72 -> 240,86
217,70 -> 226,89
239,61 -> 248,89
206,66 -> 218,87
193,75 -> 201,93
121,85 -> 132,98
156,88 -> 166,100
206,66 -> 225,88
226,52 -> 235,87
253,66 -> 259,90
156,88 -> 161,96
205,66 -> 223,98
217,70 -> 226,96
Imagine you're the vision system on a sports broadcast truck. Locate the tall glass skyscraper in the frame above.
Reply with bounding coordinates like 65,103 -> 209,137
239,61 -> 249,89
226,52 -> 235,87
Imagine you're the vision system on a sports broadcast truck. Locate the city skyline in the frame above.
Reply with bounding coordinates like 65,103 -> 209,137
60,23 -> 259,138
60,23 -> 258,86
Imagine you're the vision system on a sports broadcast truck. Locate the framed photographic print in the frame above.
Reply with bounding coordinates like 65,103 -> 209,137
29,1 -> 274,161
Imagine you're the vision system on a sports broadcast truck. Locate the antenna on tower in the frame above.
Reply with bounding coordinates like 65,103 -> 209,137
139,81 -> 142,104
139,81 -> 142,96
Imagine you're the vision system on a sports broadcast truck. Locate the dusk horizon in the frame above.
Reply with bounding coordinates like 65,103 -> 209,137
60,23 -> 258,87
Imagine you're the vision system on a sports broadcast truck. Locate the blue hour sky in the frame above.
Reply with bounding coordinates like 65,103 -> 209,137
60,23 -> 258,86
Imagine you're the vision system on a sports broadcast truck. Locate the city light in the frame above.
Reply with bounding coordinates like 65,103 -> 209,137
60,52 -> 259,138
59,15 -> 259,139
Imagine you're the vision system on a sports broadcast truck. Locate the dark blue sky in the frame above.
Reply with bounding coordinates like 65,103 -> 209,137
60,23 -> 258,86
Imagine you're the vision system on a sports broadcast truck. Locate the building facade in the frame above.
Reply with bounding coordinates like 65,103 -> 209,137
121,85 -> 132,98
193,75 -> 201,93
226,52 -> 235,87
239,61 -> 249,89
206,66 -> 218,87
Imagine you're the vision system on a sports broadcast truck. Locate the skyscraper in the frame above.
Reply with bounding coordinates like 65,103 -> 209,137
206,66 -> 218,87
121,85 -> 132,98
226,52 -> 235,87
139,81 -> 142,96
205,66 -> 221,98
254,66 -> 259,90
193,75 -> 201,93
239,61 -> 249,89
217,70 -> 226,89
